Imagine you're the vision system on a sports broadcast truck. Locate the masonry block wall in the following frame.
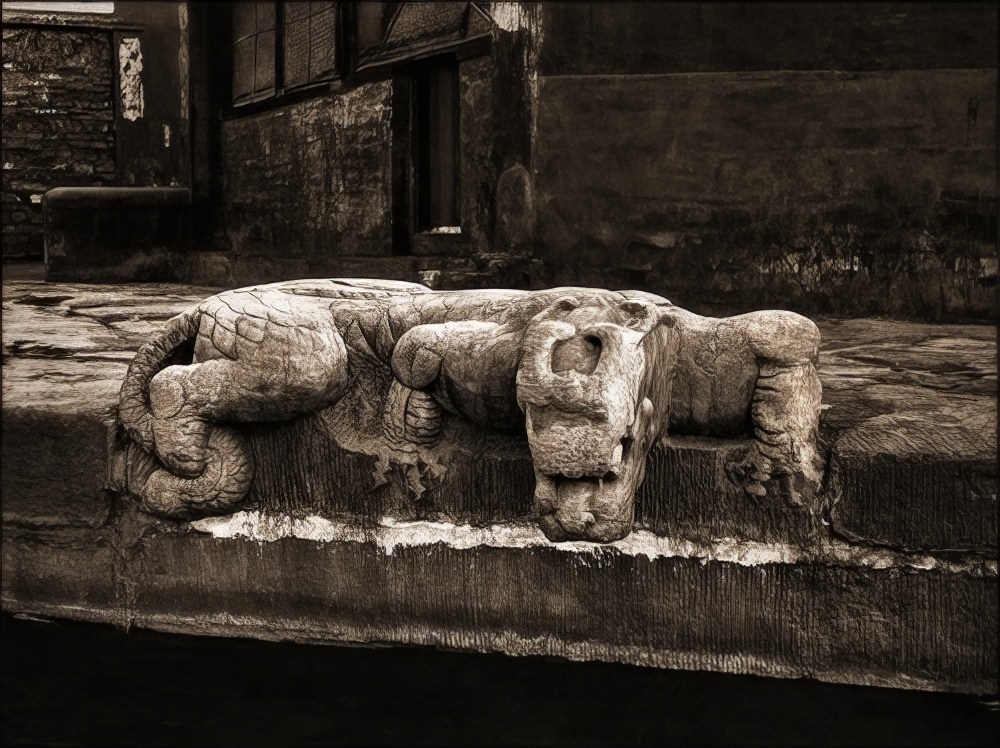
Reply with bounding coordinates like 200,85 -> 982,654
1,3 -> 189,266
220,83 -> 394,282
532,2 -> 998,320
1,26 -> 116,260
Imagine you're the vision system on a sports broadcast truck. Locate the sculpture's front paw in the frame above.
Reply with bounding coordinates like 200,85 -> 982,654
726,439 -> 824,508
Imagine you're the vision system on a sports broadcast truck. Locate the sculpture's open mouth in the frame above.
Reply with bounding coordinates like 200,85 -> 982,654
526,395 -> 655,543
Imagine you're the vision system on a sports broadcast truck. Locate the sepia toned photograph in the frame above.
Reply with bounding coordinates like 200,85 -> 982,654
1,1 -> 996,744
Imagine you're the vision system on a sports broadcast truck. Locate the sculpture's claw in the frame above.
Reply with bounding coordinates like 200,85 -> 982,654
726,444 -> 774,501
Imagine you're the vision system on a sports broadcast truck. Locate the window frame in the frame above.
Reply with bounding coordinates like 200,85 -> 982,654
230,1 -> 342,112
231,2 -> 278,106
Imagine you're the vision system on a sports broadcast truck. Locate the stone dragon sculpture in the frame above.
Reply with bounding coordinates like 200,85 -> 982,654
115,278 -> 822,543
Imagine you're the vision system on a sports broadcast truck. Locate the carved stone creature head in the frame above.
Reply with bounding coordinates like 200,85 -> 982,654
516,295 -> 677,542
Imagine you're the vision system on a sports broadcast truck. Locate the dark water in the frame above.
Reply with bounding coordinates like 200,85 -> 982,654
1,614 -> 996,746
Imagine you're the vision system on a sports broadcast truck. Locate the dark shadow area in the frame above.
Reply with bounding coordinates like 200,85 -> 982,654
1,614 -> 996,746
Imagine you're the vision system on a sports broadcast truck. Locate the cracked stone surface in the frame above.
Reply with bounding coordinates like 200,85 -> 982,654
2,282 -> 221,417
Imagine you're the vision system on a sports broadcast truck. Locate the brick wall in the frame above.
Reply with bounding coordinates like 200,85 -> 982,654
1,26 -> 116,260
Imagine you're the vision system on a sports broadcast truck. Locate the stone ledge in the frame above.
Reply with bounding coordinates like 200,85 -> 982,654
2,280 -> 996,694
2,280 -> 995,550
3,515 -> 996,695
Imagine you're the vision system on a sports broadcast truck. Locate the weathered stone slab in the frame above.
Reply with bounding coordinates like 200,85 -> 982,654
43,187 -> 192,284
236,418 -> 820,544
819,318 -> 997,551
1,407 -> 112,527
241,411 -> 537,525
106,519 -> 995,695
2,281 -> 996,696
1,525 -> 117,617
4,510 -> 995,694
637,436 -> 821,544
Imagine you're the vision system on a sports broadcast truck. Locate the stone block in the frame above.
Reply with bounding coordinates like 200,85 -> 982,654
1,406 -> 112,527
637,437 -> 821,544
125,525 -> 997,695
1,525 -> 118,620
830,455 -> 997,552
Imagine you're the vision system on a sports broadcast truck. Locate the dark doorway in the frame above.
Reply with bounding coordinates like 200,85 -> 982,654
391,54 -> 462,255
413,57 -> 460,232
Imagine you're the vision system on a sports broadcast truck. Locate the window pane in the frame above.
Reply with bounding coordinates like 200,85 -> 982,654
357,2 -> 386,50
284,3 -> 311,88
256,1 -> 275,31
233,2 -> 256,41
233,37 -> 255,99
255,29 -> 276,92
309,3 -> 337,80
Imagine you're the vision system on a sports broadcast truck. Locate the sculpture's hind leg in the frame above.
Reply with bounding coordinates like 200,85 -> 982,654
138,313 -> 350,517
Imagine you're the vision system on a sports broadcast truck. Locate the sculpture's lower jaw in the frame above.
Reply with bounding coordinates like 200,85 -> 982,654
537,512 -> 633,543
533,475 -> 636,542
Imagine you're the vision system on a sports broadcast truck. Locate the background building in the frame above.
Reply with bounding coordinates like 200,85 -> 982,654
2,1 -> 996,319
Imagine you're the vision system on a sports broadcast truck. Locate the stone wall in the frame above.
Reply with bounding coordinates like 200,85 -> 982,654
1,2 -> 188,265
1,26 -> 116,260
214,12 -> 538,289
532,3 -> 997,320
220,83 -> 395,283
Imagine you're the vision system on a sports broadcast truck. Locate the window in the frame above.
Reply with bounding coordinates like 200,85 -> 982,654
355,2 -> 391,51
283,2 -> 337,88
414,58 -> 459,231
232,2 -> 338,107
232,3 -> 276,103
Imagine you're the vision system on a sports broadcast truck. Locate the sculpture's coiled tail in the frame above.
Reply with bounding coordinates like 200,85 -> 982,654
116,307 -> 255,519
118,306 -> 201,452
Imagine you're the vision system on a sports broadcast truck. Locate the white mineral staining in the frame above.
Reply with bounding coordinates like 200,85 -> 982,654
119,37 -> 144,122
